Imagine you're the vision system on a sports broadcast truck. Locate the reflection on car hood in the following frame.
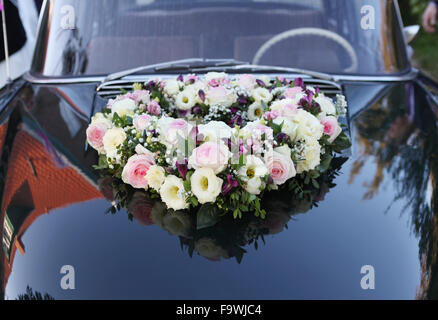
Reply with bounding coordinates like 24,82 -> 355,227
1,80 -> 438,299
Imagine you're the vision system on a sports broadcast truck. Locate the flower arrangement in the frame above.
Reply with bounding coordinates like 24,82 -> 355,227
87,73 -> 351,221
98,155 -> 346,263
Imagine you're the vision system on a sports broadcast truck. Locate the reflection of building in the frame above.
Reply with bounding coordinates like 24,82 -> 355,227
0,126 -> 103,293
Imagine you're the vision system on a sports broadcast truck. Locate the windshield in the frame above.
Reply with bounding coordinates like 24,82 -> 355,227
32,0 -> 409,77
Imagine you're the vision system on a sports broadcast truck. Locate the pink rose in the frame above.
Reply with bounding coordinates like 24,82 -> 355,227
320,116 -> 342,143
133,114 -> 152,131
131,90 -> 150,104
188,141 -> 231,174
284,87 -> 304,99
166,119 -> 193,145
128,192 -> 154,226
122,154 -> 155,188
206,86 -> 231,106
86,122 -> 111,152
147,101 -> 161,115
237,74 -> 256,90
266,151 -> 296,185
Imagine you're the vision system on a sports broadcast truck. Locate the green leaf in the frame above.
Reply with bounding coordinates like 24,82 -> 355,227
196,204 -> 221,230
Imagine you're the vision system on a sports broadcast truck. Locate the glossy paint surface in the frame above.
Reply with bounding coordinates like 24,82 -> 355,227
1,79 -> 438,299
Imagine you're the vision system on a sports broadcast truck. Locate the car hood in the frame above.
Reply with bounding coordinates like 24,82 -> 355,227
1,78 -> 437,300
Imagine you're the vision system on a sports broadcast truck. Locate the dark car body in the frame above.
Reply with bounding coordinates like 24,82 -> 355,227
1,0 -> 438,300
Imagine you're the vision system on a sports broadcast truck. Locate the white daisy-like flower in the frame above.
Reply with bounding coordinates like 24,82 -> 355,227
190,168 -> 223,204
159,175 -> 189,210
247,102 -> 264,121
175,88 -> 197,110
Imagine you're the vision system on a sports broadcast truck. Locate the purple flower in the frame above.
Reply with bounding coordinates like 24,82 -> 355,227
222,174 -> 239,195
256,79 -> 266,87
144,81 -> 156,91
179,109 -> 190,117
230,107 -> 239,114
198,90 -> 206,102
294,78 -> 305,89
276,132 -> 290,143
176,160 -> 188,180
228,115 -> 242,127
238,96 -> 248,104
177,74 -> 184,82
192,105 -> 201,114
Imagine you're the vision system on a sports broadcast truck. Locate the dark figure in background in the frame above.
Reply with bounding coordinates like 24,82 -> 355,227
0,0 -> 26,62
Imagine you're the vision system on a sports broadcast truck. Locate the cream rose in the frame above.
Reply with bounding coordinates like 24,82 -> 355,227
164,79 -> 181,95
111,98 -> 136,117
315,94 -> 337,117
252,87 -> 273,104
296,139 -> 321,173
273,117 -> 298,140
197,121 -> 232,142
145,165 -> 166,191
102,128 -> 127,161
190,168 -> 223,204
292,109 -> 324,142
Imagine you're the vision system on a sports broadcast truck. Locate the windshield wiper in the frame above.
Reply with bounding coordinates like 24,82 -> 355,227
188,64 -> 334,81
98,59 -> 334,91
98,58 -> 248,88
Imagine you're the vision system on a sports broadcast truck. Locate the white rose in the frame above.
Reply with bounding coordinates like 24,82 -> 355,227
274,144 -> 292,157
159,175 -> 188,211
111,98 -> 136,117
156,116 -> 174,134
102,127 -> 127,162
164,79 -> 181,95
315,94 -> 337,117
247,102 -> 264,121
175,88 -> 198,110
162,211 -> 192,237
194,238 -> 229,261
273,117 -> 298,140
292,109 -> 324,142
296,138 -> 321,174
146,165 -> 166,191
270,98 -> 294,112
197,121 -> 232,142
191,168 -> 223,204
206,86 -> 236,107
252,87 -> 273,104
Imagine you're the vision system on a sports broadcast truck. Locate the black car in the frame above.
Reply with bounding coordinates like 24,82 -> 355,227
1,0 -> 438,300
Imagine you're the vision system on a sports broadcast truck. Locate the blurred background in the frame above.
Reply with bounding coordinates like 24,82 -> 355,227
399,0 -> 438,80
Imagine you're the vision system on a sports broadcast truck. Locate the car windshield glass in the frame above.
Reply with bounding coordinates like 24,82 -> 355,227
32,0 -> 409,77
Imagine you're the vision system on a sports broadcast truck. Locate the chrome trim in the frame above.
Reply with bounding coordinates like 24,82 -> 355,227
23,72 -> 105,84
22,69 -> 419,86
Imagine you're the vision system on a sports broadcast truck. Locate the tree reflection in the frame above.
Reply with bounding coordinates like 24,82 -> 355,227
350,82 -> 438,299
